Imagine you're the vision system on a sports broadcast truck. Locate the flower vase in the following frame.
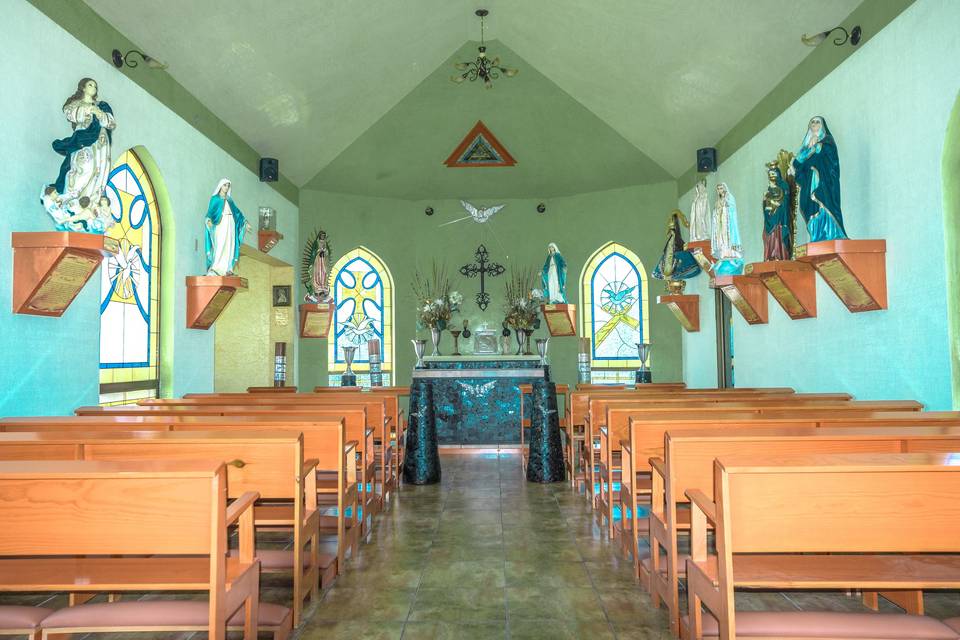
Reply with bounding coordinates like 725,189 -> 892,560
515,330 -> 523,355
430,327 -> 442,357
450,330 -> 462,356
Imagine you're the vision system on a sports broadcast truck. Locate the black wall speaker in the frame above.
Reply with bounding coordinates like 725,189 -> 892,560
259,157 -> 279,182
697,147 -> 717,172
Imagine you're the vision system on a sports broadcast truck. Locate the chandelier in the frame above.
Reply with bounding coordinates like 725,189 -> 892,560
451,9 -> 518,89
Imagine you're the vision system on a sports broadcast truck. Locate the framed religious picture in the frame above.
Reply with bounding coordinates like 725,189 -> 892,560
272,285 -> 291,307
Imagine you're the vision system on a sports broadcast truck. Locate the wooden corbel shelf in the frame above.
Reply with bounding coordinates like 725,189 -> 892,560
258,230 -> 283,253
684,240 -> 715,274
299,302 -> 335,338
540,303 -> 577,337
745,260 -> 817,320
185,275 -> 247,329
11,231 -> 118,317
712,274 -> 768,325
796,239 -> 887,312
657,294 -> 700,332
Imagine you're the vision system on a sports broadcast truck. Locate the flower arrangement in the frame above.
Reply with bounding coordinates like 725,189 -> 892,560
412,262 -> 462,330
503,268 -> 544,331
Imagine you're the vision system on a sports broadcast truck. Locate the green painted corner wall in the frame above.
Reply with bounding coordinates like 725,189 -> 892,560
942,91 -> 960,407
298,182 -> 682,391
0,2 -> 300,415
679,0 -> 960,409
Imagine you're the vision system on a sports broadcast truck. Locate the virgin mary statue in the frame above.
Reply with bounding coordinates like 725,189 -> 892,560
711,183 -> 744,276
205,179 -> 249,276
541,243 -> 567,303
46,78 -> 116,228
791,116 -> 847,242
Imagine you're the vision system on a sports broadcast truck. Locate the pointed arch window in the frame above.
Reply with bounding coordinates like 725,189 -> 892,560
99,149 -> 162,405
327,247 -> 395,386
579,242 -> 649,384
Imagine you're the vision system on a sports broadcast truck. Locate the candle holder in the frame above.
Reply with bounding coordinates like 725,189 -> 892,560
341,346 -> 358,387
412,339 -> 426,368
450,330 -> 462,356
635,343 -> 652,385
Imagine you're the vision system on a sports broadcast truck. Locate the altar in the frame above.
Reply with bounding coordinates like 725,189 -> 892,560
411,355 -> 545,444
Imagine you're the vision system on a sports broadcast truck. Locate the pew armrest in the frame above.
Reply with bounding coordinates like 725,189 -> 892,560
685,489 -> 716,523
302,458 -> 319,481
227,491 -> 259,527
620,441 -> 631,455
649,457 -> 666,480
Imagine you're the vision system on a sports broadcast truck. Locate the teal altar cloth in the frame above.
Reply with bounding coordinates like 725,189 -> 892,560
412,355 -> 544,445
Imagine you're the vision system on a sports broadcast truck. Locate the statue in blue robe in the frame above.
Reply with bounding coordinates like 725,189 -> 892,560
711,183 -> 744,275
205,179 -> 249,276
541,243 -> 567,303
653,210 -> 701,292
791,116 -> 847,242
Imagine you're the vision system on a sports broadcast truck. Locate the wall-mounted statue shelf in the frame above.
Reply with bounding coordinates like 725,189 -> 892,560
299,302 -> 334,338
258,230 -> 283,254
796,239 -> 887,312
745,260 -> 817,320
185,275 -> 247,330
685,240 -> 716,273
657,294 -> 700,332
712,274 -> 768,325
541,303 -> 577,336
11,231 -> 118,317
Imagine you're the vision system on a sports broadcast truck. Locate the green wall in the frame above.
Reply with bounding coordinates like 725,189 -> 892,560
678,0 -> 960,409
298,182 -> 682,391
0,2 -> 299,415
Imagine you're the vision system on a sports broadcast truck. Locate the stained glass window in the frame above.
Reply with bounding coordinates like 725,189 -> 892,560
327,247 -> 394,387
580,242 -> 649,383
98,149 -> 162,405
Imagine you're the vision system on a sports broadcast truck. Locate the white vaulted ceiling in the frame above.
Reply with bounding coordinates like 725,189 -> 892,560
83,0 -> 860,193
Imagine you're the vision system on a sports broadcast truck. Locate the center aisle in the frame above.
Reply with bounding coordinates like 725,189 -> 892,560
299,451 -> 671,639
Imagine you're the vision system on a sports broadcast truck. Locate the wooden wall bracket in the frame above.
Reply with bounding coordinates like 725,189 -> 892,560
712,274 -> 768,325
796,239 -> 887,312
11,231 -> 118,317
540,303 -> 577,337
684,240 -> 715,274
657,294 -> 700,332
745,260 -> 817,319
185,275 -> 247,330
257,230 -> 283,254
299,302 -> 335,338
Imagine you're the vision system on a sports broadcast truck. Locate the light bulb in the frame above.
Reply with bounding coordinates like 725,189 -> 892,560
451,74 -> 466,84
801,31 -> 827,46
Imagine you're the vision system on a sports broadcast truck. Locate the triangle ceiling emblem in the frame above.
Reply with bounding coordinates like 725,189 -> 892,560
444,120 -> 517,168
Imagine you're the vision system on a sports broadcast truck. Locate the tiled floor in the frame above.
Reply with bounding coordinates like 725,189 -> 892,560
298,450 -> 671,640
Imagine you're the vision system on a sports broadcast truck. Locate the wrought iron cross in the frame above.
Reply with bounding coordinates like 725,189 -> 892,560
459,244 -> 504,311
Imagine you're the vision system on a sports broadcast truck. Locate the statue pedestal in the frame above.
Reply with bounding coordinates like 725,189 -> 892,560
11,232 -> 117,317
657,294 -> 700,332
299,302 -> 334,338
258,230 -> 283,253
712,274 -> 768,325
796,240 -> 887,312
745,260 -> 817,319
185,275 -> 247,329
540,303 -> 577,336
685,240 -> 715,273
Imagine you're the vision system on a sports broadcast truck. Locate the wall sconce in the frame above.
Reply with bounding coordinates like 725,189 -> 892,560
111,48 -> 168,70
536,203 -> 546,214
801,25 -> 861,47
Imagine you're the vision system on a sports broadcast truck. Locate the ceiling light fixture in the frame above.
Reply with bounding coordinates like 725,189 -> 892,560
451,9 -> 517,89
801,25 -> 861,47
111,48 -> 168,70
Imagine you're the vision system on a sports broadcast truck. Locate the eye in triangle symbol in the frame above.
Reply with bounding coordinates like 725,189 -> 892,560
444,120 -> 517,168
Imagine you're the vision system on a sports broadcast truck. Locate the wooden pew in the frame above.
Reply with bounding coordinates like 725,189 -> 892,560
567,388 -> 797,490
589,397 -> 920,533
517,383 -> 570,474
247,386 -> 298,393
145,393 -> 398,505
685,453 -> 960,640
0,430 -> 319,627
0,460 -> 260,640
0,415 -> 362,585
72,404 -> 378,535
618,410 -> 960,580
649,425 -> 960,637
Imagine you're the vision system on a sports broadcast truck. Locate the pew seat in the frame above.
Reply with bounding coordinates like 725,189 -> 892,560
0,606 -> 51,638
40,601 -> 292,640
685,611 -> 960,640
